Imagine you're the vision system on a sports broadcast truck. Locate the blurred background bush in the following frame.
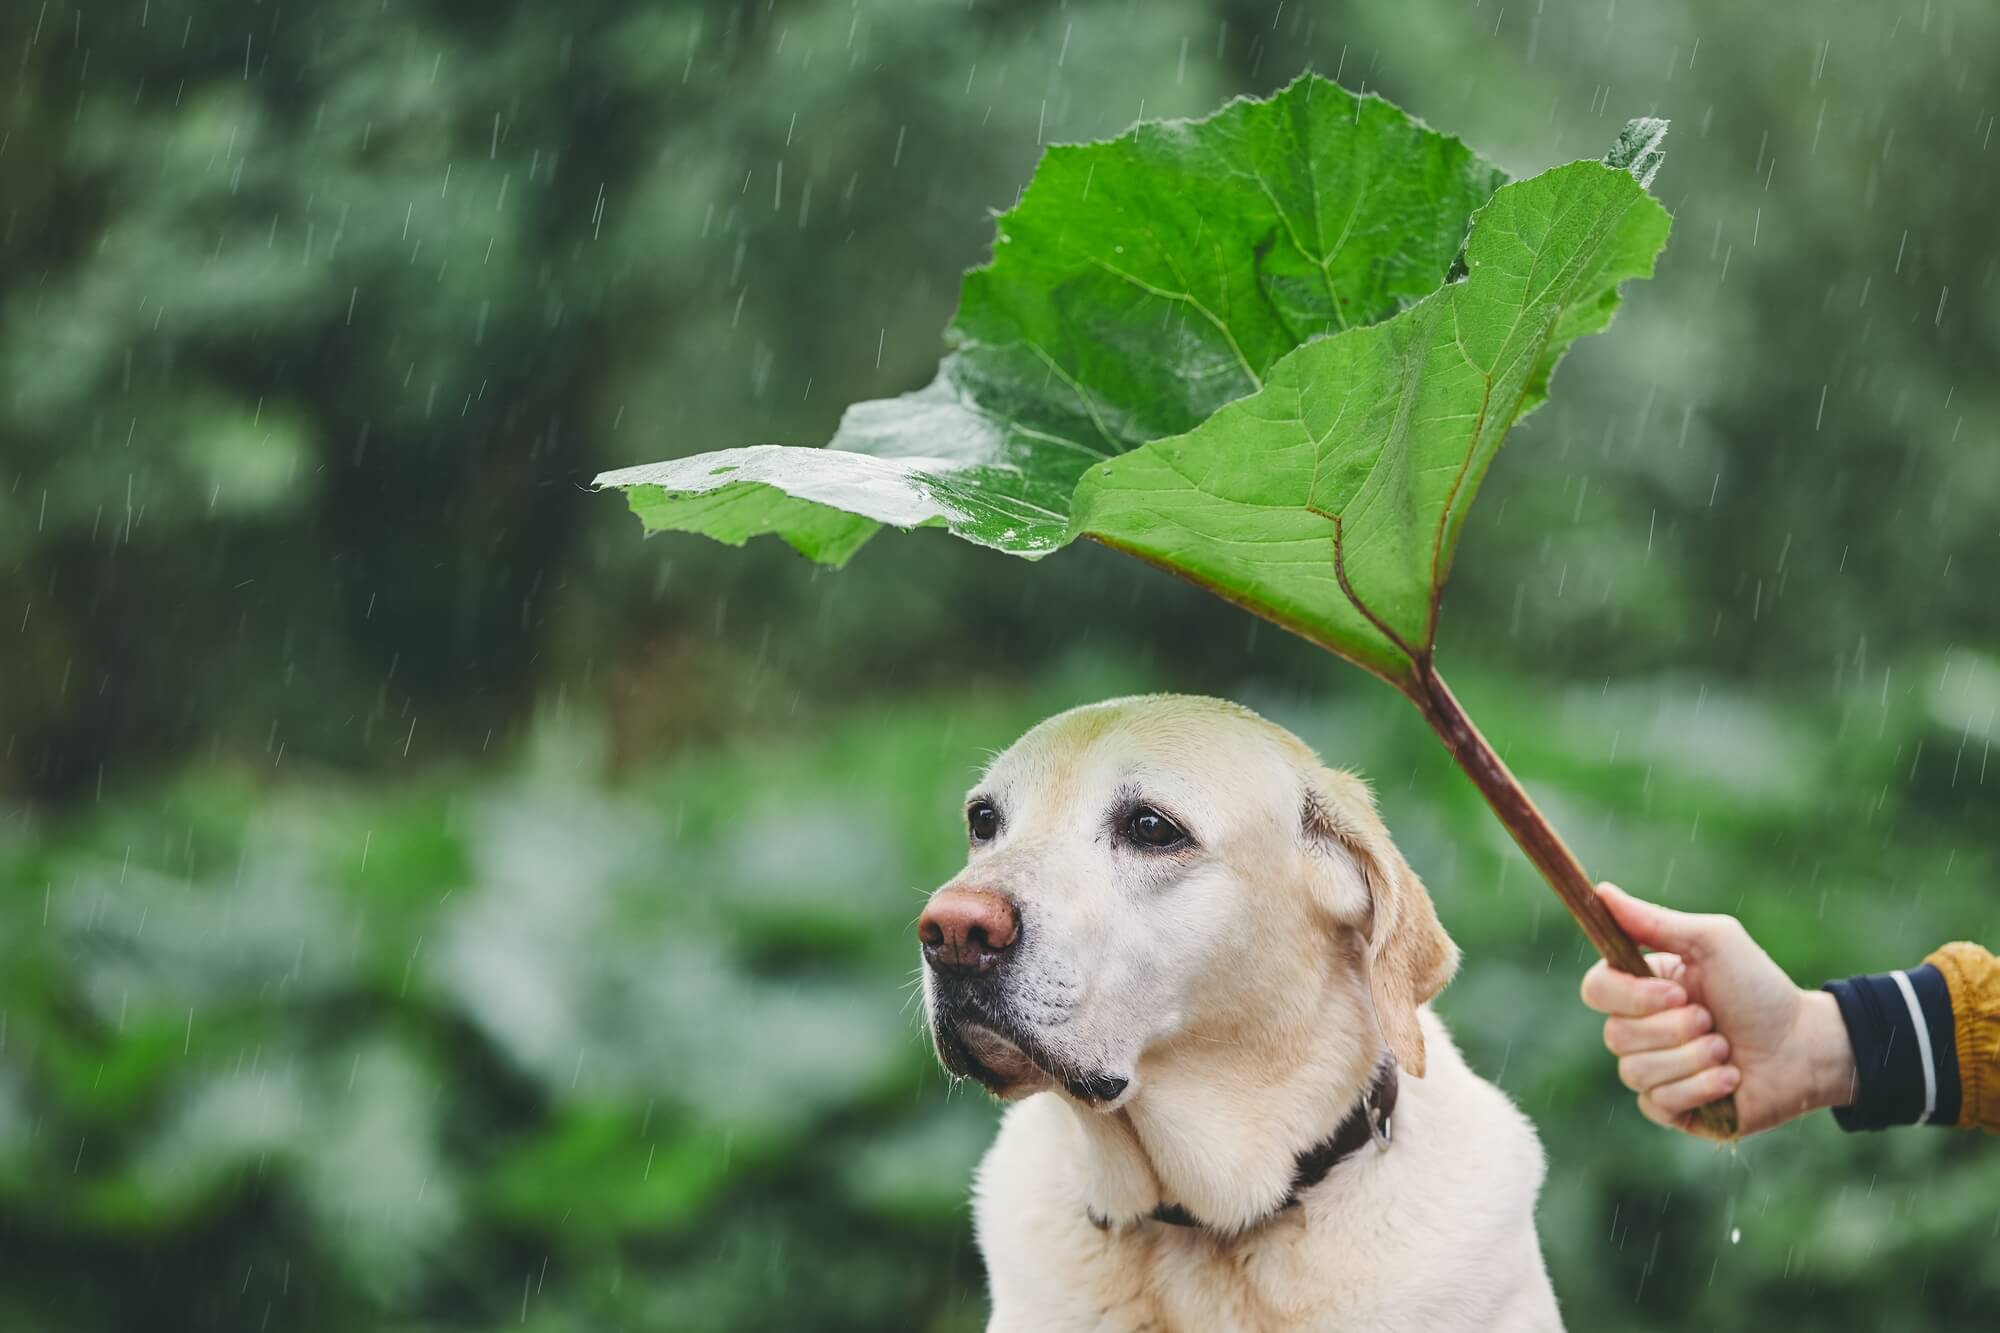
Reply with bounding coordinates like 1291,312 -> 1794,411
3,1 -> 1996,1329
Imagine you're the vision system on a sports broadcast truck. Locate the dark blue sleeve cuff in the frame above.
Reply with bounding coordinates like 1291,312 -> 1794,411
1823,963 -> 1960,1131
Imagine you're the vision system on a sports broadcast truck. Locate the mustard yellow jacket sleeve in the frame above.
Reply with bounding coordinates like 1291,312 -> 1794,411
1926,941 -> 2000,1132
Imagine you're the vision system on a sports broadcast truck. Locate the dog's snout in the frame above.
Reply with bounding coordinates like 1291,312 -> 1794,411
919,887 -> 1019,973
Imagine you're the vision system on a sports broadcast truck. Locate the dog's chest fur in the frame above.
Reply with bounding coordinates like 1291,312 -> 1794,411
971,1023 -> 1563,1333
1059,1205 -> 1399,1331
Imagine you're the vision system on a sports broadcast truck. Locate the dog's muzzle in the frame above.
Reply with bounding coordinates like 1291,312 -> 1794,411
927,980 -> 1129,1105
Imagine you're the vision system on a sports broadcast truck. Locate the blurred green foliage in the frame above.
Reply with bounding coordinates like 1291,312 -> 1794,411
7,661 -> 1999,1329
3,0 -> 1997,1329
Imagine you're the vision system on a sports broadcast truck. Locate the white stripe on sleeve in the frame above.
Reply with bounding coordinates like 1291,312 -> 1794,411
1890,969 -> 1937,1127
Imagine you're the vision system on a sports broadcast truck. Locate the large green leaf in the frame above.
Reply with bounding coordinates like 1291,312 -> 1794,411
595,81 -> 1673,685
596,75 -> 1505,564
1068,155 -> 1671,684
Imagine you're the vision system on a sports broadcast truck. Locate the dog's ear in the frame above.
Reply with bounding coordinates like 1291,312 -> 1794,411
1302,769 -> 1457,1076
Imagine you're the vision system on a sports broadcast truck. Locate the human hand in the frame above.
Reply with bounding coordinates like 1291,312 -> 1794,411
1579,883 -> 1857,1138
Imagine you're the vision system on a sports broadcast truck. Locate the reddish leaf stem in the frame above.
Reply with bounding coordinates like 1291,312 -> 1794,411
1405,659 -> 1740,1140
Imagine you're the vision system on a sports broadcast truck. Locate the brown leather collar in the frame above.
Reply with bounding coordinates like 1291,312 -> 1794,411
1125,1053 -> 1399,1232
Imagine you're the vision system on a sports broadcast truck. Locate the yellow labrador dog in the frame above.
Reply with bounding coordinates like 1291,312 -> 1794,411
918,696 -> 1560,1332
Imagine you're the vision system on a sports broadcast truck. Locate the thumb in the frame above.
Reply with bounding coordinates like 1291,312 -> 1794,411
1596,882 -> 1722,956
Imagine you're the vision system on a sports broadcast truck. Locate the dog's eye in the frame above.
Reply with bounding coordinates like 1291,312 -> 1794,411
1126,805 -> 1189,850
967,800 -> 1000,843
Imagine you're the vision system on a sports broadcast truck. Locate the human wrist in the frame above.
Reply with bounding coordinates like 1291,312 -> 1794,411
1799,989 -> 1857,1111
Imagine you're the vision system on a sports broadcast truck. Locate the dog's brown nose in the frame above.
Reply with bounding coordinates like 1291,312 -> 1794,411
919,888 -> 1019,973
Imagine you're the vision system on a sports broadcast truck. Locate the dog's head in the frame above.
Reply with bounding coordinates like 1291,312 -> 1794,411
918,695 -> 1456,1111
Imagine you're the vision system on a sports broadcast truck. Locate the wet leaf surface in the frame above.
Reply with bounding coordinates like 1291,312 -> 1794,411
598,75 -> 1506,562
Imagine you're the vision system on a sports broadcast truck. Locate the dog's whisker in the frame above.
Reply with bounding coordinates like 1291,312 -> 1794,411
1177,1031 -> 1250,1048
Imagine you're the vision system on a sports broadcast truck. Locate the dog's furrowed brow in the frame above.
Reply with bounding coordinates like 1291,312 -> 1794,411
1099,780 -> 1142,825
